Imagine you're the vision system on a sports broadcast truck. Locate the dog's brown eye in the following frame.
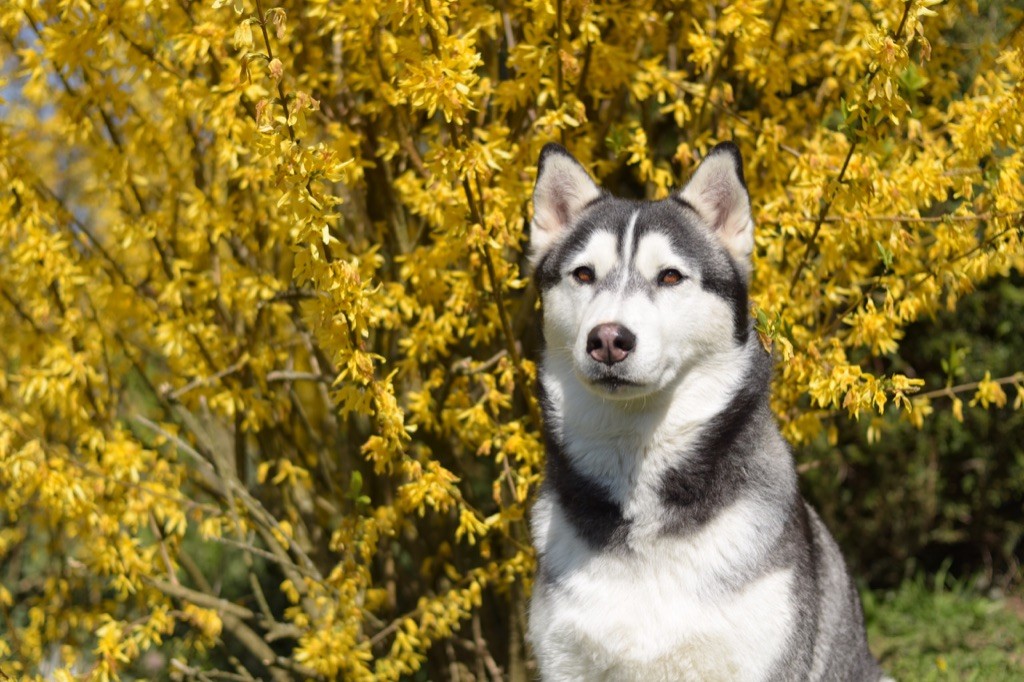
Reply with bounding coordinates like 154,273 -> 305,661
572,266 -> 595,284
658,269 -> 686,285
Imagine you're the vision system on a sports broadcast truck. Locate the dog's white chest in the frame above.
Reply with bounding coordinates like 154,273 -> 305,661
529,498 -> 795,682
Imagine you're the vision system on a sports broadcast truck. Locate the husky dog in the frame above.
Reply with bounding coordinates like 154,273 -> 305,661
526,142 -> 884,681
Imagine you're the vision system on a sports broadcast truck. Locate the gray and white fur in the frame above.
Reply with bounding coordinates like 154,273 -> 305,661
526,142 -> 885,681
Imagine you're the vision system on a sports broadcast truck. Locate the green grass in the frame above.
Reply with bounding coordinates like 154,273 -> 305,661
864,572 -> 1024,681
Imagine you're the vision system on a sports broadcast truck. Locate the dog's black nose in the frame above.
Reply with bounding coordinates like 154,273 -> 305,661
586,323 -> 636,365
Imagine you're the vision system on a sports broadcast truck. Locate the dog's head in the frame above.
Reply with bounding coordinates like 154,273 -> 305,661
530,143 -> 754,401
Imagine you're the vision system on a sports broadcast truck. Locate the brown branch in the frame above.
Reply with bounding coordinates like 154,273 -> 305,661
788,139 -> 858,292
694,34 -> 736,134
472,610 -> 504,682
915,373 -> 1023,402
253,0 -> 296,144
787,0 -> 915,294
766,209 -> 1024,225
451,349 -> 509,376
201,534 -> 318,579
232,482 -> 322,580
149,513 -> 180,585
130,414 -> 226,496
555,0 -> 565,145
18,14 -> 225,373
168,359 -> 249,400
169,659 -> 253,681
480,248 -> 543,426
146,576 -> 254,620
178,551 -> 215,595
218,611 -> 294,682
414,1 -> 544,431
152,580 -> 310,681
768,0 -> 788,43
0,283 -> 46,335
9,171 -> 136,290
813,222 -> 1021,339
266,370 -> 331,383
662,75 -> 803,159
907,223 -> 1020,280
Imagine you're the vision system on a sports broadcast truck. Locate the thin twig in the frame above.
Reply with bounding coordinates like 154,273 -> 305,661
789,139 -> 858,291
788,0 -> 916,293
146,577 -> 255,620
253,0 -> 295,144
266,370 -> 331,383
915,373 -> 1023,402
202,534 -> 319,579
169,360 -> 249,400
150,514 -> 181,585
766,209 -> 1024,225
472,610 -> 504,682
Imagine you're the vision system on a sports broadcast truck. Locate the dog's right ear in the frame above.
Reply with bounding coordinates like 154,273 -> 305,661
530,143 -> 602,267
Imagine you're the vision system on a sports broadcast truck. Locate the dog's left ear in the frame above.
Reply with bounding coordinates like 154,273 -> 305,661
530,143 -> 602,267
679,142 -> 754,279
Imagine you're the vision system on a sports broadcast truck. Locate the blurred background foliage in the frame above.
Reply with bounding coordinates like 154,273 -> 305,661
808,274 -> 1024,589
0,0 -> 1022,679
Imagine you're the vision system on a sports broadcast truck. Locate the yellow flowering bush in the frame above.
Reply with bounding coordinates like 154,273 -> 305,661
0,0 -> 1021,678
